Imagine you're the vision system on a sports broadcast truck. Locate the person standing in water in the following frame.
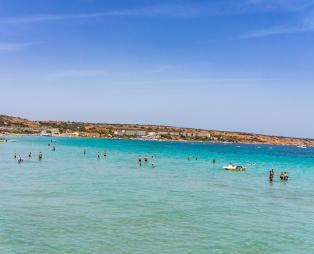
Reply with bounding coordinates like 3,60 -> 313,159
213,159 -> 216,165
14,153 -> 17,159
144,155 -> 148,163
269,169 -> 274,182
52,146 -> 56,151
18,155 -> 23,164
104,150 -> 107,157
138,156 -> 142,166
83,149 -> 86,155
97,152 -> 100,159
28,152 -> 32,159
38,152 -> 43,160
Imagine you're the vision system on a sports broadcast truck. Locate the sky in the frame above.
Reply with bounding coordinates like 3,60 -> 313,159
0,0 -> 314,138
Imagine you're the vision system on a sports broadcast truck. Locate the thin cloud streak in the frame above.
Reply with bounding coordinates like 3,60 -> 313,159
246,0 -> 314,12
0,4 -> 206,25
51,69 -> 107,78
2,1 -> 312,25
241,8 -> 314,38
0,42 -> 38,52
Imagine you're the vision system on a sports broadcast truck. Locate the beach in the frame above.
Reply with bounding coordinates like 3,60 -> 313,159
1,136 -> 314,253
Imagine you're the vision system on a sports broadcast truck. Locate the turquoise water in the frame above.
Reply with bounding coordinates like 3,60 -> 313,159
1,136 -> 314,254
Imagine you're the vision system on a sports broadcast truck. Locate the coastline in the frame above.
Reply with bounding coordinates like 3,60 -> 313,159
1,132 -> 313,147
1,114 -> 313,147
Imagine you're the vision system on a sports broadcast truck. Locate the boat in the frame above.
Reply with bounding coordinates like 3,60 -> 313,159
296,145 -> 307,149
223,164 -> 246,171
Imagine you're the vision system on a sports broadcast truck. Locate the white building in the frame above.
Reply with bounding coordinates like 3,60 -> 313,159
124,130 -> 147,136
158,131 -> 169,135
197,133 -> 211,138
40,128 -> 60,137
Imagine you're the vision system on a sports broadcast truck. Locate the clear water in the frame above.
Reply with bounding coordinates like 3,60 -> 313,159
1,136 -> 314,254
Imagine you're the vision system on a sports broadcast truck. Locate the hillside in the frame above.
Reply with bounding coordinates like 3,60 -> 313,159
0,114 -> 313,146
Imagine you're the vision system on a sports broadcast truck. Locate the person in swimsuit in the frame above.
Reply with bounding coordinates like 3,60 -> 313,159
29,152 -> 32,159
269,169 -> 274,182
280,172 -> 284,180
97,152 -> 100,159
38,152 -> 43,160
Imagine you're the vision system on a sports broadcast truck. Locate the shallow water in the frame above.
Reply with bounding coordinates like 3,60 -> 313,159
0,136 -> 314,253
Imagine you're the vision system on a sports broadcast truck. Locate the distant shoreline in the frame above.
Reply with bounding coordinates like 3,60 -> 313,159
1,114 -> 313,147
1,133 -> 313,148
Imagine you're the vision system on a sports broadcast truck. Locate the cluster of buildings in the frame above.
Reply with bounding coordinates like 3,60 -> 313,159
113,130 -> 211,139
38,128 -> 211,140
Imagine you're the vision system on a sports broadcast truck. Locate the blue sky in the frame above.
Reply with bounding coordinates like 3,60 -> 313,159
0,0 -> 314,138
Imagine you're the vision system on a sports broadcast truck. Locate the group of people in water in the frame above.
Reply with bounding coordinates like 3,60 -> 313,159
269,169 -> 289,182
14,151 -> 43,163
138,155 -> 156,168
14,140 -> 57,163
13,141 -> 289,181
96,150 -> 107,159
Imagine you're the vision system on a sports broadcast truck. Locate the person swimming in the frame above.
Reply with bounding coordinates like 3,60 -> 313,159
152,164 -> 156,168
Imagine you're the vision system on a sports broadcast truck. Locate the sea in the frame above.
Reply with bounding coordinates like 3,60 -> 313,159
0,136 -> 314,254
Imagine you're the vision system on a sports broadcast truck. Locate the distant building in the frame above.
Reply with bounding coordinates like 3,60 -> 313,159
158,131 -> 169,135
197,133 -> 211,138
40,128 -> 60,137
114,130 -> 125,136
169,132 -> 180,136
124,130 -> 147,136
183,132 -> 197,137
